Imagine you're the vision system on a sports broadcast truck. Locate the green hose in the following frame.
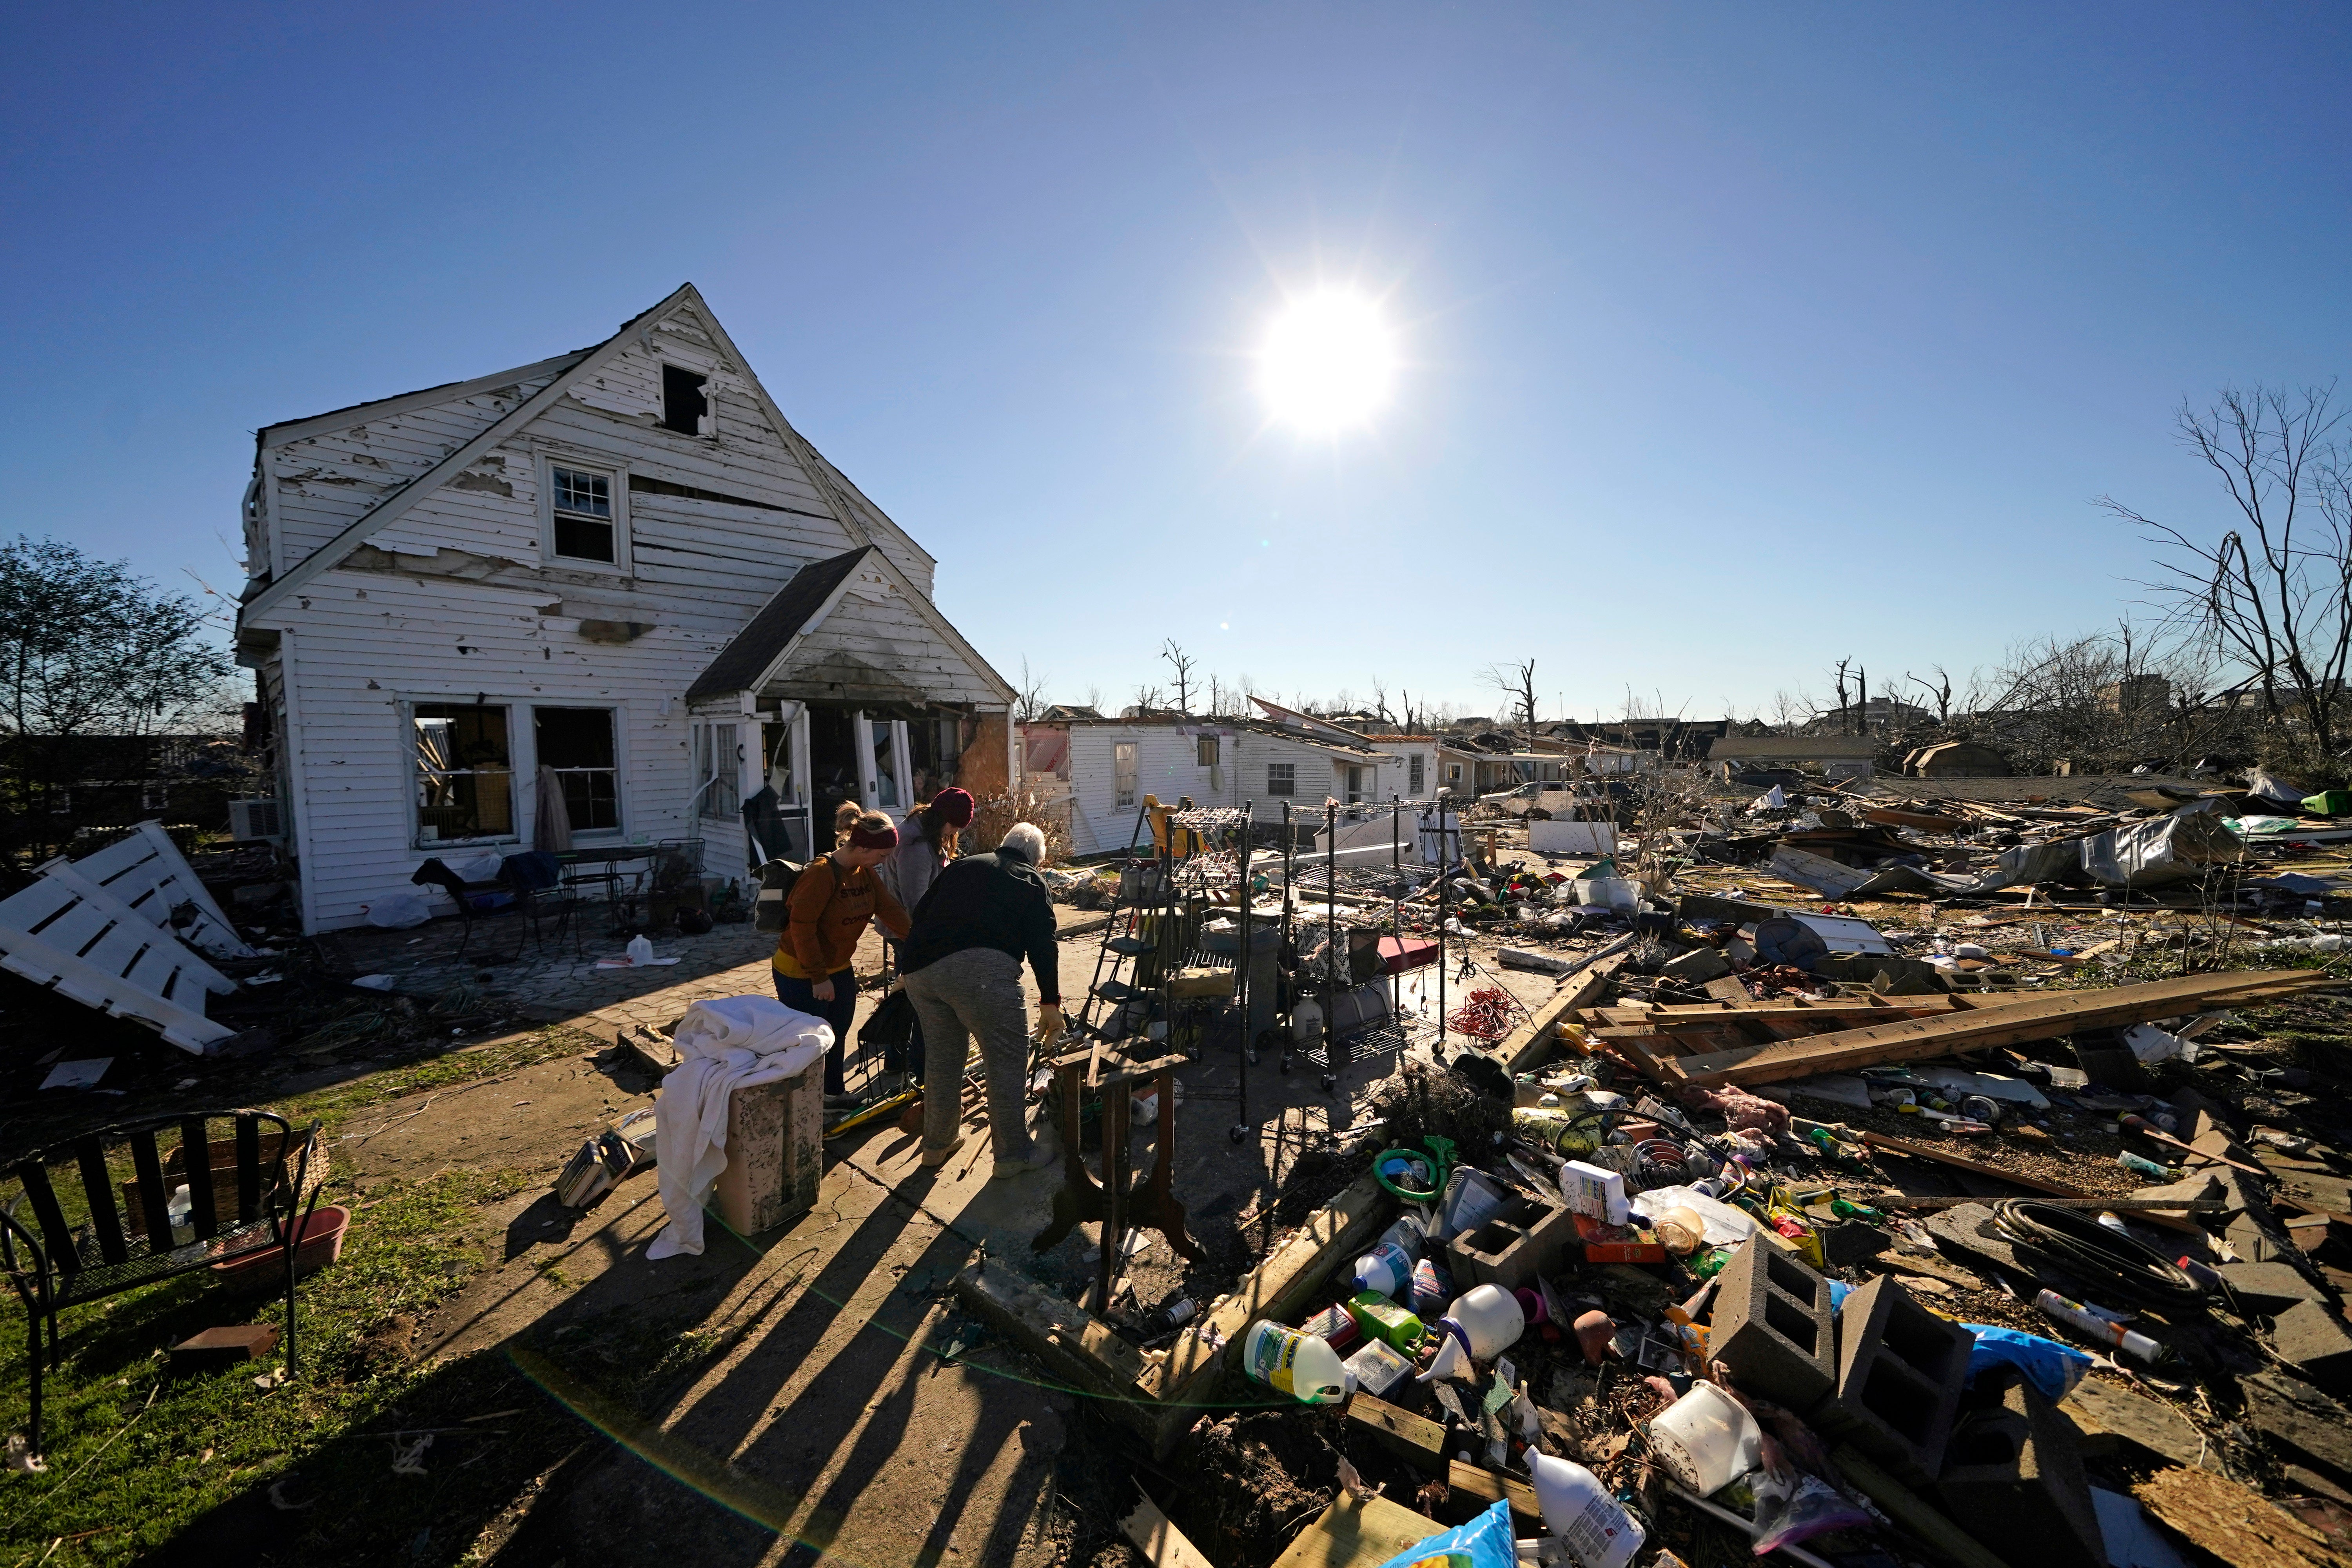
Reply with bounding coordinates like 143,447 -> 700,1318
1373,1135 -> 1455,1203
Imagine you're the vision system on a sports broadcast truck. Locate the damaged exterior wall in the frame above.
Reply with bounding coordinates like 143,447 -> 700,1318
237,287 -> 1011,932
1047,720 -> 1421,855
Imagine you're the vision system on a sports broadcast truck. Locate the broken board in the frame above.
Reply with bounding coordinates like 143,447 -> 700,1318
1272,1495 -> 1445,1568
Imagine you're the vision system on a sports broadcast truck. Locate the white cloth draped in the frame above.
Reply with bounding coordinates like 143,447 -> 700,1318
644,996 -> 830,1259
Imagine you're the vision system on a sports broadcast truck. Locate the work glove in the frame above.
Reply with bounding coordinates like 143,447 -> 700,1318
1033,1005 -> 1067,1049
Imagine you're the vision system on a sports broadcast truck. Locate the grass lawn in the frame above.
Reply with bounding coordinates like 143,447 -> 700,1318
0,1024 -> 664,1566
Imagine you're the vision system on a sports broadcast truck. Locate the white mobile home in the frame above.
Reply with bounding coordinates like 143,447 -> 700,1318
1024,707 -> 1440,857
235,285 -> 1014,931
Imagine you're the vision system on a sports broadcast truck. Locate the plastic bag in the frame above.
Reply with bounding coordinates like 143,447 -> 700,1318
1962,1324 -> 2094,1401
1368,1498 -> 1518,1568
364,891 -> 431,929
1752,1473 -> 1871,1554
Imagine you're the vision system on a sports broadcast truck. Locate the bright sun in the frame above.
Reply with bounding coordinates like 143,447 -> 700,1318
1258,290 -> 1396,434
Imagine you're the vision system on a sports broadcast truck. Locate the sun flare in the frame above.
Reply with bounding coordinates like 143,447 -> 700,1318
1258,290 -> 1396,433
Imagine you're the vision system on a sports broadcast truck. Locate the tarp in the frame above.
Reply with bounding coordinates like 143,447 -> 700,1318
2078,809 -> 2245,888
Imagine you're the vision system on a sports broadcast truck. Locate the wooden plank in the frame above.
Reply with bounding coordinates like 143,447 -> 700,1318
1495,952 -> 1626,1077
1676,971 -> 2335,1085
1121,1490 -> 1220,1568
1589,997 -> 1969,1024
1272,1495 -> 1445,1568
2133,1466 -> 2340,1568
1446,1459 -> 1540,1521
1860,1131 -> 2199,1233
952,1258 -> 1153,1397
1346,1393 -> 1447,1474
1829,1445 -> 2009,1568
1148,1175 -> 1390,1399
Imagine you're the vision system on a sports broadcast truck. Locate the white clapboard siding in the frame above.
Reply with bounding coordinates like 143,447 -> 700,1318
245,291 -> 1003,930
0,877 -> 234,1053
42,821 -> 256,959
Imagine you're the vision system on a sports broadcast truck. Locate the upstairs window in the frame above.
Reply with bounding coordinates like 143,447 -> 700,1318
551,466 -> 615,563
1267,762 -> 1296,797
661,365 -> 709,436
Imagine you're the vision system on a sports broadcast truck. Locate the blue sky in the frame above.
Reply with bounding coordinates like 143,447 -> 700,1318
4,4 -> 2347,724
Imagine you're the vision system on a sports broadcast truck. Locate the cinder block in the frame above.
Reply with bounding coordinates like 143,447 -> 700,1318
1938,1377 -> 2104,1568
714,1062 -> 822,1234
1707,1236 -> 1836,1412
1817,1275 -> 1972,1488
1448,1194 -> 1574,1290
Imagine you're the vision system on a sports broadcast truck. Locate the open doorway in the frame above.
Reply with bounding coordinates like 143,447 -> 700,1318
808,706 -> 859,850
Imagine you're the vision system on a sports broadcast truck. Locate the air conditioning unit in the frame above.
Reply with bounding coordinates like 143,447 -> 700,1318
228,798 -> 287,843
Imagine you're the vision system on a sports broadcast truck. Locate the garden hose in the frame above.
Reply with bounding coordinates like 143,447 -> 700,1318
1987,1199 -> 2203,1311
1374,1135 -> 1455,1203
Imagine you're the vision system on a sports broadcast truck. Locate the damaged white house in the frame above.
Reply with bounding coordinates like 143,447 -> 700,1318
235,285 -> 1015,932
1022,699 -> 1438,856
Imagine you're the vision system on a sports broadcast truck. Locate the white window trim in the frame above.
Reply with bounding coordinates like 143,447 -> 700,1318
533,704 -> 626,842
539,454 -> 633,573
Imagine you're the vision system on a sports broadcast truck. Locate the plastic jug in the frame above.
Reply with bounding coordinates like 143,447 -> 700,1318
1378,1212 -> 1428,1256
1241,1320 -> 1355,1404
626,934 -> 655,965
1353,1241 -> 1413,1298
1448,1284 -> 1526,1357
1292,996 -> 1323,1047
1345,1291 -> 1426,1354
1528,1452 -> 1646,1568
1646,1382 -> 1764,1494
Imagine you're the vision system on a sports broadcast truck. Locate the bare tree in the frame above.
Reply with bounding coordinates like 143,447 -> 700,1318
1481,659 -> 1539,746
1129,683 -> 1166,716
1831,659 -> 1855,734
1083,684 -> 1103,713
2108,383 -> 2352,764
1014,657 -> 1051,722
1369,677 -> 1393,727
1160,639 -> 1198,714
1906,665 -> 1953,726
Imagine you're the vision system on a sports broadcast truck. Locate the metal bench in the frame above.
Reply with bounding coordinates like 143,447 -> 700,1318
2,1109 -> 323,1457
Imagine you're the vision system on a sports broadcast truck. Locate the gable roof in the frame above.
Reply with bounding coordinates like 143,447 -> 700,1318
240,283 -> 928,625
257,348 -> 596,447
684,544 -> 1014,708
685,546 -> 873,704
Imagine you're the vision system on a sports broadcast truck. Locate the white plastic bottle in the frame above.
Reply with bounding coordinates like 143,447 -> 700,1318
1241,1320 -> 1356,1404
1352,1241 -> 1412,1298
1528,1452 -> 1646,1568
1292,996 -> 1324,1049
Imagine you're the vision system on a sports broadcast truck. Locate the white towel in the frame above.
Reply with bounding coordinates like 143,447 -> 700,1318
645,996 -> 830,1259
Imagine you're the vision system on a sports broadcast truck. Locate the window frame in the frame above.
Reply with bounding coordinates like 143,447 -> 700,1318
1266,761 -> 1296,798
1408,752 -> 1425,795
539,455 -> 632,573
694,720 -> 743,823
408,700 -> 521,849
533,705 -> 624,839
1196,735 -> 1220,768
660,363 -> 713,438
1113,741 -> 1138,810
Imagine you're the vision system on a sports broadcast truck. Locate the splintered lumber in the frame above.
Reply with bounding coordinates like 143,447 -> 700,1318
1272,1495 -> 1447,1568
1672,971 -> 2336,1086
1346,1394 -> 1447,1474
1447,1459 -> 1541,1520
1494,951 -> 1628,1076
2133,1466 -> 2341,1568
1121,1491 -> 1219,1568
1860,1131 -> 2200,1232
1864,807 -> 1968,833
1147,1175 -> 1388,1402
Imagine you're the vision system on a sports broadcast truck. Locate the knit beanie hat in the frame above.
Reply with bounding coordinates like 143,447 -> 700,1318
931,787 -> 976,828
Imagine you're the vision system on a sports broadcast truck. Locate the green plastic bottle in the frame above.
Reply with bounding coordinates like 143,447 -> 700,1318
1345,1290 -> 1426,1354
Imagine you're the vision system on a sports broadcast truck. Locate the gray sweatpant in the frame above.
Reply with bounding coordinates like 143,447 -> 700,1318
903,946 -> 1036,1160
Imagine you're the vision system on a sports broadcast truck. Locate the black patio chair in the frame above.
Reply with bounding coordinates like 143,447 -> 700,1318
411,857 -> 505,958
2,1109 -> 323,1457
497,850 -> 575,955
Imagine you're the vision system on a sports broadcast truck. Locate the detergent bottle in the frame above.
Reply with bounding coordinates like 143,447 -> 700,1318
1241,1321 -> 1355,1404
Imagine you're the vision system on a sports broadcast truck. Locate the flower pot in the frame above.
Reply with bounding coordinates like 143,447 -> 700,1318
210,1206 -> 350,1291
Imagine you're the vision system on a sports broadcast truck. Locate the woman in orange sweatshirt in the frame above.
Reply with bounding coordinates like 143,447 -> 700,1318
776,804 -> 911,1096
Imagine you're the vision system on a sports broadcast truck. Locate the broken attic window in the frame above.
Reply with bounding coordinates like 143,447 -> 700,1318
551,466 -> 615,563
661,365 -> 709,436
535,707 -> 620,832
414,704 -> 515,844
1267,762 -> 1296,797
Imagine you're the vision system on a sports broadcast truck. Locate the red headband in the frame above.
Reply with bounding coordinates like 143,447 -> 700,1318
849,820 -> 899,850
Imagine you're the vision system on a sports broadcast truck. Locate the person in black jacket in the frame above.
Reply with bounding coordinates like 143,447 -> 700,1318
899,822 -> 1062,1178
